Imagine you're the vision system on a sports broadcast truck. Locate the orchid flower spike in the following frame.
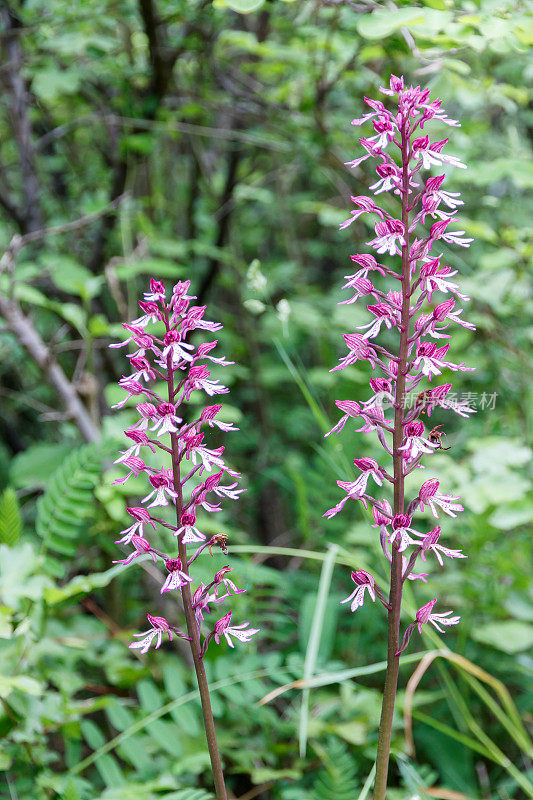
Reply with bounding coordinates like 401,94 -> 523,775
110,278 -> 258,798
327,78 -> 473,798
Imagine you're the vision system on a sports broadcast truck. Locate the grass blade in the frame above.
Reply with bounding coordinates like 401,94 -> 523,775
357,763 -> 376,800
298,543 -> 338,757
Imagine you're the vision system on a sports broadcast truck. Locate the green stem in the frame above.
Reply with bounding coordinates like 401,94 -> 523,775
373,125 -> 411,800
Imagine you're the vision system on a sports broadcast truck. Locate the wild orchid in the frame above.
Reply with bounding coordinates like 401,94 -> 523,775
326,76 -> 473,798
110,279 -> 258,800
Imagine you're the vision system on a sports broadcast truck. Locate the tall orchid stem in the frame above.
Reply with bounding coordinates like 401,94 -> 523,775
373,125 -> 411,800
167,357 -> 228,800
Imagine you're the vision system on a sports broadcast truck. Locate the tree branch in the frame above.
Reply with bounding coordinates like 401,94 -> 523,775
198,144 -> 242,301
0,294 -> 100,442
0,194 -> 127,274
0,6 -> 43,233
138,0 -> 176,100
85,156 -> 128,274
0,199 -> 126,442
85,0 -> 202,274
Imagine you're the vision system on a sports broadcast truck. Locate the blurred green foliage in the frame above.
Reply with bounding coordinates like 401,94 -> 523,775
0,0 -> 532,798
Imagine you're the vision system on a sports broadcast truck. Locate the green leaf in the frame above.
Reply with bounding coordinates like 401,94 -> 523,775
43,564 -> 124,605
81,719 -> 106,749
0,543 -> 53,607
63,778 -> 83,800
488,501 -> 533,530
356,8 -> 425,38
51,301 -> 88,334
114,258 -> 186,280
218,0 -> 265,12
0,674 -> 42,699
95,753 -> 125,788
32,68 -> 81,102
0,751 -> 12,771
311,737 -> 358,800
331,720 -> 366,745
504,592 -> 533,623
0,488 -> 22,546
88,314 -> 112,336
46,255 -> 103,300
10,443 -> 74,490
120,133 -> 154,155
137,679 -> 163,712
161,792 -> 215,800
472,621 -> 533,654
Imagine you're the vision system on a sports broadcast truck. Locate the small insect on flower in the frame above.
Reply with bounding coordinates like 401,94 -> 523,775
414,388 -> 434,415
208,533 -> 229,556
427,424 -> 451,450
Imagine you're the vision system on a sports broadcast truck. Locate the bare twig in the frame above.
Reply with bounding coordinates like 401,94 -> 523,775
0,194 -> 127,275
236,782 -> 275,800
0,295 -> 100,442
0,198 -> 126,441
104,235 -> 149,319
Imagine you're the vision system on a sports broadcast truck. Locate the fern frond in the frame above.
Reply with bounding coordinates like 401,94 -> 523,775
311,737 -> 358,800
0,487 -> 22,546
35,440 -> 113,572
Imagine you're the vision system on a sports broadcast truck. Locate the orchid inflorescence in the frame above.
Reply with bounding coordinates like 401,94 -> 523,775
110,279 -> 259,658
325,75 -> 474,796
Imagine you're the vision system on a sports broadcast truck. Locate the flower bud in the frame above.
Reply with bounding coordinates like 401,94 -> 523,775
204,471 -> 223,492
354,457 -> 379,472
370,378 -> 392,394
422,527 -> 441,550
149,473 -> 171,489
419,479 -> 439,500
131,534 -> 151,553
147,613 -> 170,630
433,299 -> 455,321
350,253 -> 378,269
390,74 -> 404,92
214,566 -> 232,584
424,175 -> 445,193
416,598 -> 438,624
412,135 -> 430,154
335,400 -> 362,416
156,402 -> 176,416
372,501 -> 392,527
351,569 -> 374,587
127,506 -> 152,522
